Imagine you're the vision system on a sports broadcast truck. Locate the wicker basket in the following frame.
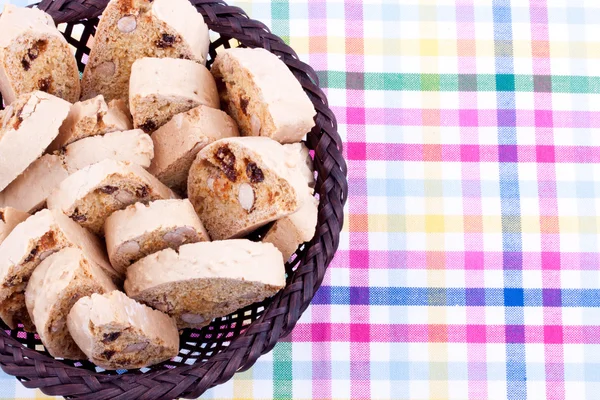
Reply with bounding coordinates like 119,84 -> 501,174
0,1 -> 347,398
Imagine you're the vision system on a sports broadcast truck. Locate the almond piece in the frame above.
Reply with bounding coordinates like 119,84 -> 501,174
180,313 -> 205,324
238,183 -> 254,212
117,16 -> 137,33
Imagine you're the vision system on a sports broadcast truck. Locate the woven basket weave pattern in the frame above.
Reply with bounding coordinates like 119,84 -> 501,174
0,1 -> 347,398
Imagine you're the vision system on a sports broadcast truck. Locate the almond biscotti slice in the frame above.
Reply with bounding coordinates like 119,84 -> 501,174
124,240 -> 285,329
187,137 -> 306,240
67,290 -> 179,370
261,143 -> 318,260
0,5 -> 80,104
0,153 -> 67,213
48,96 -> 132,152
149,105 -> 239,193
25,248 -> 117,359
263,195 -> 318,261
0,207 -> 29,245
63,129 -> 154,171
284,143 -> 315,188
0,129 -> 154,213
0,91 -> 71,191
47,159 -> 178,235
81,0 -> 209,102
105,199 -> 209,273
129,57 -> 219,133
211,47 -> 316,144
0,209 -> 120,330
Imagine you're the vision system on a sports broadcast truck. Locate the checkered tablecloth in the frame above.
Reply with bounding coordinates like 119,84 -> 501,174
2,0 -> 600,399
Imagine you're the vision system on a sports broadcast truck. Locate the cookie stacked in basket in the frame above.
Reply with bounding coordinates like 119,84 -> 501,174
0,0 -> 317,371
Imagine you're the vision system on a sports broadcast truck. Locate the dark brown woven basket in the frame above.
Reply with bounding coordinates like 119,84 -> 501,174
0,1 -> 347,398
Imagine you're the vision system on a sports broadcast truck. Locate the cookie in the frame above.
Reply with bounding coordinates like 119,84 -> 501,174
80,0 -> 209,102
124,240 -> 285,329
211,47 -> 315,143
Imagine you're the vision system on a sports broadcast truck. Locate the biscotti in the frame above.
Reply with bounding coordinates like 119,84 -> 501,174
67,291 -> 179,370
25,248 -> 117,359
105,199 -> 209,273
284,143 -> 315,188
187,137 -> 306,240
0,153 -> 67,213
48,96 -> 132,151
81,0 -> 209,102
124,240 -> 285,329
149,105 -> 239,192
0,209 -> 120,330
211,47 -> 315,143
0,129 -> 154,213
0,91 -> 71,191
0,5 -> 80,104
129,57 -> 219,133
262,142 -> 318,260
263,195 -> 318,261
47,159 -> 178,235
0,207 -> 29,245
62,129 -> 154,171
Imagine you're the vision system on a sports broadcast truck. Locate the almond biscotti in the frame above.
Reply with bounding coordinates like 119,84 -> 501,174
67,291 -> 179,370
129,57 -> 219,133
0,5 -> 80,104
262,142 -> 318,260
25,248 -> 117,359
187,137 -> 306,240
81,0 -> 209,102
48,96 -> 132,152
0,153 -> 67,213
148,105 -> 239,193
105,199 -> 209,273
47,159 -> 178,235
263,195 -> 318,261
0,207 -> 29,245
0,91 -> 71,191
63,129 -> 154,171
211,47 -> 316,144
124,240 -> 285,329
285,143 -> 315,188
0,209 -> 120,330
0,129 -> 154,213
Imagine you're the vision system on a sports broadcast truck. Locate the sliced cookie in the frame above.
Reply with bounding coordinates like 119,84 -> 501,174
211,47 -> 315,144
105,199 -> 209,273
284,143 -> 315,188
81,0 -> 209,102
48,95 -> 132,152
0,91 -> 71,191
187,137 -> 306,240
67,290 -> 179,370
262,142 -> 317,260
0,209 -> 120,330
149,105 -> 239,193
0,207 -> 29,245
1,129 -> 154,213
25,247 -> 117,359
47,159 -> 178,235
124,240 -> 285,329
263,196 -> 319,261
0,5 -> 80,104
129,57 -> 219,133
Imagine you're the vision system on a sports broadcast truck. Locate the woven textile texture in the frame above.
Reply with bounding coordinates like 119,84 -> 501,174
2,0 -> 600,399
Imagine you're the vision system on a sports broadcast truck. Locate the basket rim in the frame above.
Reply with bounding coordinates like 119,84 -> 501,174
0,1 -> 348,399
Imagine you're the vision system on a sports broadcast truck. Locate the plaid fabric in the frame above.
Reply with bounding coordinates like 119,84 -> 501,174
2,0 -> 600,399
